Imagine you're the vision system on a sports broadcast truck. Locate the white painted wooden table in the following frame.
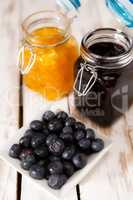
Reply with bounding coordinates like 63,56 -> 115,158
0,0 -> 133,200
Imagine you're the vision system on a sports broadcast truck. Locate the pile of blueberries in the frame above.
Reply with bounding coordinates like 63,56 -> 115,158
9,111 -> 104,190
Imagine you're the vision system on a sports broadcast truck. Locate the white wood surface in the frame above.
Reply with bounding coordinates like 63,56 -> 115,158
77,2 -> 133,200
68,2 -> 133,198
0,0 -> 20,200
21,1 -> 77,200
0,0 -> 133,200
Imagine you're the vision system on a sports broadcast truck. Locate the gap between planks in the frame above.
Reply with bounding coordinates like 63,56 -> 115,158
17,75 -> 23,200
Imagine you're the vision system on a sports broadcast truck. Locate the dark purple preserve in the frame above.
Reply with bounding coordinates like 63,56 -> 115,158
74,28 -> 133,127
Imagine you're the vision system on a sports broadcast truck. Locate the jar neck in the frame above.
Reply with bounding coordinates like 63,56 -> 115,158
80,28 -> 133,69
22,10 -> 71,48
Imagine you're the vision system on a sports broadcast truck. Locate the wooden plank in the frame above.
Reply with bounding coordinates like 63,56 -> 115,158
68,90 -> 133,200
21,92 -> 78,200
20,0 -> 78,200
0,0 -> 20,200
68,1 -> 133,200
77,119 -> 133,200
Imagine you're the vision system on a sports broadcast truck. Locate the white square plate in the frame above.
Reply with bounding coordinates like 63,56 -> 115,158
0,113 -> 112,200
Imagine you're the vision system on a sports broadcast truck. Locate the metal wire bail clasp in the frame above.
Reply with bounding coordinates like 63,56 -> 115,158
17,43 -> 36,75
73,61 -> 98,96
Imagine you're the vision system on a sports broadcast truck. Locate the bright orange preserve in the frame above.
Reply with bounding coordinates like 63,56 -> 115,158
23,27 -> 79,100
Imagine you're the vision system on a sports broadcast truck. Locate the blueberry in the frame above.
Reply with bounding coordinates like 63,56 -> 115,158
48,174 -> 67,189
21,154 -> 36,170
49,155 -> 61,162
63,161 -> 75,177
29,164 -> 46,180
48,161 -> 63,175
86,128 -> 95,140
60,132 -> 73,142
74,122 -> 85,131
62,126 -> 73,134
48,138 -> 65,156
60,126 -> 74,142
19,148 -> 33,160
19,136 -> 31,148
91,139 -> 104,152
65,117 -> 76,127
31,134 -> 46,148
37,160 -> 48,167
42,111 -> 55,122
42,122 -> 47,129
56,111 -> 68,121
72,153 -> 87,169
9,144 -> 22,158
30,120 -> 43,131
24,129 -> 35,137
48,119 -> 63,132
62,146 -> 76,160
25,129 -> 44,138
78,139 -> 91,150
74,130 -> 85,140
34,146 -> 48,158
46,134 -> 57,146
42,128 -> 49,136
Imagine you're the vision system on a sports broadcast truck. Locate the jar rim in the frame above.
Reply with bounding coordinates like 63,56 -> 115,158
21,10 -> 71,47
81,28 -> 133,69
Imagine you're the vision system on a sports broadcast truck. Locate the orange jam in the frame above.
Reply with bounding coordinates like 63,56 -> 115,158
23,27 -> 79,100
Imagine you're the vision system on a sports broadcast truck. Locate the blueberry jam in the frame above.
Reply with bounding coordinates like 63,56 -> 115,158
74,29 -> 133,127
89,42 -> 125,57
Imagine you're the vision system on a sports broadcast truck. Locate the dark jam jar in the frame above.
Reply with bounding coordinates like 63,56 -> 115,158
74,28 -> 133,127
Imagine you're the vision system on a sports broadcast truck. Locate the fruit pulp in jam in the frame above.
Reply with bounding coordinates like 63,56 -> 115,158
75,42 -> 133,127
23,27 -> 79,100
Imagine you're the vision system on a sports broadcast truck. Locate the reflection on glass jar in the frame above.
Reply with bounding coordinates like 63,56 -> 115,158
18,11 -> 79,100
74,28 -> 133,127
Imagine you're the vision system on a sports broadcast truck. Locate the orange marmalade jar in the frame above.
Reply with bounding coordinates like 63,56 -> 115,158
18,11 -> 79,100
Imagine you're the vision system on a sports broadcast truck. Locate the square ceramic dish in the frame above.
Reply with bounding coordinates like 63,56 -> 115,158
0,113 -> 112,200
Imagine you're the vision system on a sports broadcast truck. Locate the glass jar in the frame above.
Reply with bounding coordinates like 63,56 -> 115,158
106,0 -> 133,36
74,28 -> 133,127
106,0 -> 133,28
18,11 -> 79,100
